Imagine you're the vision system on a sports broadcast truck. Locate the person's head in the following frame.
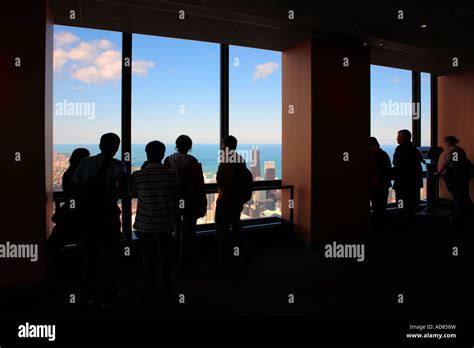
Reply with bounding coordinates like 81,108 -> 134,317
69,148 -> 90,168
145,141 -> 166,163
99,133 -> 121,157
221,135 -> 238,151
175,135 -> 192,154
369,137 -> 380,148
396,129 -> 412,144
444,135 -> 460,147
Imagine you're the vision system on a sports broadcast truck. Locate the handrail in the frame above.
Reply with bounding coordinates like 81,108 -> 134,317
53,180 -> 295,228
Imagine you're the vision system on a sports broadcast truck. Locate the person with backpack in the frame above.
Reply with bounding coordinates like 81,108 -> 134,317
164,135 -> 207,276
215,135 -> 253,267
437,135 -> 472,218
369,137 -> 392,231
72,133 -> 127,308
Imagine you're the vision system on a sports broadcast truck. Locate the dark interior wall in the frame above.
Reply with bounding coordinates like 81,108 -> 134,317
282,39 -> 371,248
438,71 -> 474,200
311,40 -> 371,246
0,1 -> 53,287
282,40 -> 313,245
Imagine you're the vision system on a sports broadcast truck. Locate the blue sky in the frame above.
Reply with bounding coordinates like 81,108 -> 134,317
371,65 -> 431,145
53,25 -> 430,146
53,25 -> 282,144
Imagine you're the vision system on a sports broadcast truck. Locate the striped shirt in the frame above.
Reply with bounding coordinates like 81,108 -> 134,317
130,163 -> 179,233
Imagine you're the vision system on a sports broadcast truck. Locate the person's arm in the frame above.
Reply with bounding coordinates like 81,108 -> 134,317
391,148 -> 399,179
171,169 -> 179,211
437,152 -> 451,175
71,158 -> 86,185
129,171 -> 137,198
163,156 -> 170,168
115,162 -> 128,198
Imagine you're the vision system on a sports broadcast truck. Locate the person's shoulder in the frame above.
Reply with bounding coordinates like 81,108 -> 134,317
112,158 -> 127,170
165,167 -> 178,175
130,169 -> 141,178
75,155 -> 94,172
188,154 -> 198,162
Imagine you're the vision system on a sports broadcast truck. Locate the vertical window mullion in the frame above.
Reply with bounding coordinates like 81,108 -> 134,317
430,74 -> 438,148
121,32 -> 132,241
220,44 -> 229,142
412,71 -> 421,147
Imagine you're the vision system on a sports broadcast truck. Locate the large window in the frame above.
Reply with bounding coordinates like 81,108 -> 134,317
229,45 -> 282,218
53,28 -> 286,232
371,65 -> 413,203
53,25 -> 122,191
131,34 -> 220,225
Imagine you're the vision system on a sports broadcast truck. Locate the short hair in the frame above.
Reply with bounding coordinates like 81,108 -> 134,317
69,148 -> 90,167
175,135 -> 193,153
369,137 -> 380,147
222,135 -> 238,151
444,135 -> 460,145
398,129 -> 412,141
145,141 -> 166,162
99,133 -> 121,154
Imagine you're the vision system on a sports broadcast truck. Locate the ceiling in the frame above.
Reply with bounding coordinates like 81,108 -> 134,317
49,0 -> 474,75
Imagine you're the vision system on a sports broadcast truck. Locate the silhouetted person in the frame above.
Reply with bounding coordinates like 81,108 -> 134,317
164,135 -> 207,276
130,141 -> 178,303
369,137 -> 391,231
73,133 -> 127,308
48,148 -> 90,251
215,135 -> 253,267
392,129 -> 423,219
437,135 -> 472,218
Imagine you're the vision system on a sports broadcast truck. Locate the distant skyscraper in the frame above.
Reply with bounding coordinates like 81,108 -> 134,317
250,145 -> 261,180
264,161 -> 276,180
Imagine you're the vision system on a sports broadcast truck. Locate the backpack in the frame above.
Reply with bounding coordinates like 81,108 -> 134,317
175,161 -> 207,218
78,157 -> 119,223
238,165 -> 254,204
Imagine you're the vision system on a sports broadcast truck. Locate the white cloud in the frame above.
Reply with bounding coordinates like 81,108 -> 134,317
392,76 -> 401,84
132,60 -> 156,77
53,48 -> 68,71
54,31 -> 79,47
253,62 -> 279,82
97,39 -> 114,50
68,42 -> 97,63
53,31 -> 155,84
72,66 -> 101,84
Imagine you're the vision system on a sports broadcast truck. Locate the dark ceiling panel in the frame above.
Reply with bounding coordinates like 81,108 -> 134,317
48,0 -> 474,75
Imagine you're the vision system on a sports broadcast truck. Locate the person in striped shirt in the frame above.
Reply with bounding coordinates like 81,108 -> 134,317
129,141 -> 179,302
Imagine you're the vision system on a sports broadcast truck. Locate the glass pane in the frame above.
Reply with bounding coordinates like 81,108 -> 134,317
53,25 -> 122,191
421,72 -> 431,146
131,34 -> 220,228
229,45 -> 282,182
131,34 -> 220,174
371,65 -> 413,204
242,189 -> 282,220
